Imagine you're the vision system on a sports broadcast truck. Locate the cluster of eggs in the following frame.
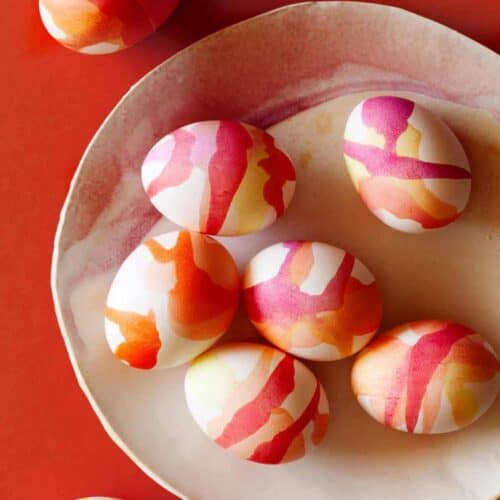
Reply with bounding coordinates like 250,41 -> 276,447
103,98 -> 498,465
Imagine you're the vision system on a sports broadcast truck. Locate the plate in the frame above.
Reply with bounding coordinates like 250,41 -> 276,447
51,2 -> 500,499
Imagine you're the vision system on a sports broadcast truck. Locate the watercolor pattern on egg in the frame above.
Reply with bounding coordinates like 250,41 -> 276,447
104,231 -> 240,370
352,320 -> 500,433
141,120 -> 296,236
344,96 -> 472,233
243,241 -> 383,361
39,0 -> 179,54
185,343 -> 330,464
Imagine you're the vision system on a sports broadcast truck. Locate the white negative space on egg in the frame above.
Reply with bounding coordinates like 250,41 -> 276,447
351,332 -> 378,353
343,101 -> 385,148
104,244 -> 159,351
280,361 -> 318,420
244,244 -> 290,287
39,2 -> 67,41
299,243 -> 345,296
397,328 -> 422,346
408,105 -> 470,168
289,343 -> 341,362
374,209 -> 425,233
300,385 -> 330,457
79,42 -> 122,55
422,178 -> 471,210
424,389 -> 456,434
150,167 -> 207,230
351,258 -> 375,285
155,326 -> 216,369
184,364 -> 230,432
298,343 -> 339,361
141,136 -> 175,187
188,121 -> 218,163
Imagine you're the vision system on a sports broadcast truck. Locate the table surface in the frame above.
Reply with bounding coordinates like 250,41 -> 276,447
1,1 -> 498,499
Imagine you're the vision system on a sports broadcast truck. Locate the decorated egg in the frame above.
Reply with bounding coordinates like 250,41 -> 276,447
343,96 -> 471,233
141,120 -> 296,236
243,241 -> 383,361
39,0 -> 179,54
104,231 -> 240,369
185,343 -> 330,464
352,320 -> 499,433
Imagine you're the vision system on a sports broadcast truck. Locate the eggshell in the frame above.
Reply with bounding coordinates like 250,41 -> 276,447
351,320 -> 500,433
343,96 -> 472,233
243,241 -> 383,361
185,342 -> 330,464
104,231 -> 240,369
141,120 -> 296,236
39,0 -> 179,54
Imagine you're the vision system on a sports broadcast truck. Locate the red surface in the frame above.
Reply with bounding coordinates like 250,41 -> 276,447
1,1 -> 498,499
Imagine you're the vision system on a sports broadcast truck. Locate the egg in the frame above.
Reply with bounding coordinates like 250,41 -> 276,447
185,342 -> 330,464
243,241 -> 383,361
104,231 -> 240,369
343,96 -> 471,233
351,320 -> 499,433
141,120 -> 296,236
39,0 -> 179,54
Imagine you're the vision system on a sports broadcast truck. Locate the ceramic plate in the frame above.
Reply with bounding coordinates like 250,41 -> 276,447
52,2 -> 500,499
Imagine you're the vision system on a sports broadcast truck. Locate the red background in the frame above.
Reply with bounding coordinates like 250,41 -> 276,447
1,1 -> 498,499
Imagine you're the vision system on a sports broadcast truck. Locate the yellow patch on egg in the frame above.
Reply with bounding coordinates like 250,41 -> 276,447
364,127 -> 386,148
344,156 -> 371,189
229,145 -> 272,234
396,124 -> 422,158
187,352 -> 236,411
392,178 -> 458,220
445,363 -> 480,428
